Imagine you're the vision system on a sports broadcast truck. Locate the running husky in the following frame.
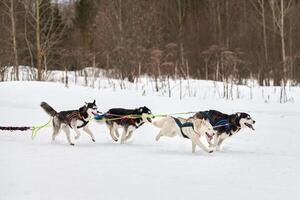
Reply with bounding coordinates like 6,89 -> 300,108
103,106 -> 153,144
153,115 -> 215,153
194,110 -> 255,150
40,100 -> 98,145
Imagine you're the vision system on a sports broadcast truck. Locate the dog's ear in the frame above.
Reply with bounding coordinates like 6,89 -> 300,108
93,100 -> 96,104
139,108 -> 143,113
237,112 -> 241,117
79,105 -> 87,114
85,101 -> 88,105
194,112 -> 206,120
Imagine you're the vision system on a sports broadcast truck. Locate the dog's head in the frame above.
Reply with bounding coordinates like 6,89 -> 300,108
234,112 -> 255,130
138,106 -> 153,123
193,112 -> 216,140
193,115 -> 215,141
84,100 -> 99,117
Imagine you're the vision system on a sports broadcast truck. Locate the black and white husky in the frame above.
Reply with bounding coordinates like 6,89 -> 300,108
153,115 -> 215,153
103,106 -> 153,143
40,100 -> 98,145
194,110 -> 256,150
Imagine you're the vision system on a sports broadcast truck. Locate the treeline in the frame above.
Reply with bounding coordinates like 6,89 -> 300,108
1,0 -> 300,86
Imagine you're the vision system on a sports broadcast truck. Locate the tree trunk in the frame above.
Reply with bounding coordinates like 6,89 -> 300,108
10,0 -> 19,81
280,0 -> 287,103
36,0 -> 42,81
261,0 -> 268,65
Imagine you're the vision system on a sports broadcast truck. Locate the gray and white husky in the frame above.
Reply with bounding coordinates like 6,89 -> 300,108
153,115 -> 216,153
40,100 -> 98,145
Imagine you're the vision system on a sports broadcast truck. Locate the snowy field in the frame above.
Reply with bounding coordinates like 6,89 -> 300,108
1,80 -> 300,200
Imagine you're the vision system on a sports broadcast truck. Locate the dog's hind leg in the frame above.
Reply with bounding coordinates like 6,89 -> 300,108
52,117 -> 61,141
155,132 -> 163,141
82,126 -> 95,142
62,125 -> 74,145
52,127 -> 60,141
192,141 -> 196,153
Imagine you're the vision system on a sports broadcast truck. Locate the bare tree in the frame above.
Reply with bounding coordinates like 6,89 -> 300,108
0,0 -> 19,80
269,0 -> 294,102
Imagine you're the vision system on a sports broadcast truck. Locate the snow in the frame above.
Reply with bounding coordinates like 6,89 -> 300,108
0,80 -> 300,200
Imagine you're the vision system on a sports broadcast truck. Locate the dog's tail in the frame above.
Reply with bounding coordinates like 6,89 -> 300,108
40,102 -> 57,116
152,117 -> 171,128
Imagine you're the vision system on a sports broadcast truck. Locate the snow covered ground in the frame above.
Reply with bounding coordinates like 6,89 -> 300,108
0,81 -> 300,200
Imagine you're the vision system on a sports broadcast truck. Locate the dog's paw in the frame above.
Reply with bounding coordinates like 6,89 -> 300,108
70,143 -> 75,146
208,150 -> 214,153
92,139 -> 96,142
75,135 -> 80,140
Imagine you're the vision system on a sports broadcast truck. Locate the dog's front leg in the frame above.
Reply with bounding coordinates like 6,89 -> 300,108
125,126 -> 136,141
62,126 -> 74,145
216,138 -> 225,150
125,130 -> 133,140
120,128 -> 128,144
70,121 -> 81,140
192,133 -> 201,153
83,126 -> 96,142
73,127 -> 81,140
192,135 -> 214,153
210,134 -> 220,149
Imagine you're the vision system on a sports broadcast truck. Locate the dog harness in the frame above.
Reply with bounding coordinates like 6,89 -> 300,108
95,113 -> 145,129
172,117 -> 194,139
63,112 -> 89,129
94,113 -> 106,121
202,111 -> 230,130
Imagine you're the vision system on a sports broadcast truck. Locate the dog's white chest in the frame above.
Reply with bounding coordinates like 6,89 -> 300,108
219,133 -> 230,139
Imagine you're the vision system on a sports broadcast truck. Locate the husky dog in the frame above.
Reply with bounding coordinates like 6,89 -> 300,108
153,115 -> 215,153
40,100 -> 98,145
194,110 -> 255,150
103,106 -> 153,143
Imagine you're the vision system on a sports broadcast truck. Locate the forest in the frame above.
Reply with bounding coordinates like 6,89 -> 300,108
0,0 -> 300,88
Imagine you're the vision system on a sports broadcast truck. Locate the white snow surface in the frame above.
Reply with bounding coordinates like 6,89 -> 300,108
0,81 -> 300,200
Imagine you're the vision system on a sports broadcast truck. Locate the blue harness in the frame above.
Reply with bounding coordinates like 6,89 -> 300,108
94,113 -> 106,121
202,111 -> 230,130
173,117 -> 194,138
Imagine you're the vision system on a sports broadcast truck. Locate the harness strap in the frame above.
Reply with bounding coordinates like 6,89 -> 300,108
77,119 -> 89,129
0,126 -> 32,131
202,111 -> 231,130
66,112 -> 89,129
172,117 -> 193,139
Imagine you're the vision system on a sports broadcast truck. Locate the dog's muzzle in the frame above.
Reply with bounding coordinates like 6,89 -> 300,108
245,121 -> 255,130
205,132 -> 214,141
92,110 -> 101,116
